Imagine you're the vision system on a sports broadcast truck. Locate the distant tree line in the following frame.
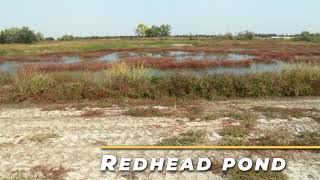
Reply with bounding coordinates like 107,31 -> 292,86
136,24 -> 172,37
293,31 -> 320,42
1,26 -> 319,43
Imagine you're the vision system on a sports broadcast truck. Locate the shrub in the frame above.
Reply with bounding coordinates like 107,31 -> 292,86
0,72 -> 11,86
59,34 -> 74,41
1,63 -> 320,103
12,70 -> 55,101
280,64 -> 320,96
104,62 -> 157,98
157,74 -> 201,98
45,37 -> 55,41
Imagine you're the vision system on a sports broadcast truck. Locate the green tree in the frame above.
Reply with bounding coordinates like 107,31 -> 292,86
159,24 -> 171,36
238,31 -> 255,40
145,25 -> 161,37
59,34 -> 74,41
0,27 -> 38,44
299,31 -> 312,41
136,24 -> 149,37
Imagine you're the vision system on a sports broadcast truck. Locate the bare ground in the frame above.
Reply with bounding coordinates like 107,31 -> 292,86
0,98 -> 320,179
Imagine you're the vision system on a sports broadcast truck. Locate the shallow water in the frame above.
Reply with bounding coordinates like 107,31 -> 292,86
97,51 -> 255,62
0,51 -> 275,75
155,62 -> 282,76
0,56 -> 81,74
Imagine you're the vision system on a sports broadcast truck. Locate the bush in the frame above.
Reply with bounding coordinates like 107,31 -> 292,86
0,72 -> 11,86
0,27 -> 38,44
59,34 -> 74,41
12,70 -> 54,101
2,63 -> 320,103
104,62 -> 157,98
45,37 -> 55,41
280,64 -> 320,96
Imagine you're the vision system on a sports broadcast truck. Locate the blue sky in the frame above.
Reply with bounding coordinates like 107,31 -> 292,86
1,0 -> 319,37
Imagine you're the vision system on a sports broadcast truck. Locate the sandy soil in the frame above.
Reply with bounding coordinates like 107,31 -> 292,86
0,98 -> 319,179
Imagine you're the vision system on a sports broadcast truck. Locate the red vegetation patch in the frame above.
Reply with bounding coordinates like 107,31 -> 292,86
22,57 -> 256,72
30,164 -> 72,180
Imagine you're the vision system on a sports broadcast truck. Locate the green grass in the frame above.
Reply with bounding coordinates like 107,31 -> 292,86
224,168 -> 288,180
0,38 -> 314,57
0,48 -> 6,55
124,108 -> 172,117
156,130 -> 207,146
0,38 -> 202,57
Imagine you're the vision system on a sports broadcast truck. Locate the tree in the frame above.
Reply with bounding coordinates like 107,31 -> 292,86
224,33 -> 233,40
59,34 -> 74,41
299,31 -> 312,41
145,25 -> 161,37
0,27 -> 38,44
136,24 -> 149,37
237,31 -> 255,40
36,32 -> 45,41
159,24 -> 171,36
45,37 -> 55,41
136,23 -> 172,37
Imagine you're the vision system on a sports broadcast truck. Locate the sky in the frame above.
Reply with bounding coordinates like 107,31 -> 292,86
1,0 -> 319,37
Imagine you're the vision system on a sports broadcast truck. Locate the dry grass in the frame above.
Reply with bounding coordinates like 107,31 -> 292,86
218,125 -> 250,138
249,129 -> 292,146
201,112 -> 219,121
5,170 -> 33,180
80,110 -> 104,117
30,164 -> 72,180
105,62 -> 152,83
28,132 -> 60,143
252,106 -> 320,122
249,129 -> 320,146
291,131 -> 320,146
223,168 -> 288,180
124,107 -> 174,117
217,111 -> 258,145
218,136 -> 248,146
